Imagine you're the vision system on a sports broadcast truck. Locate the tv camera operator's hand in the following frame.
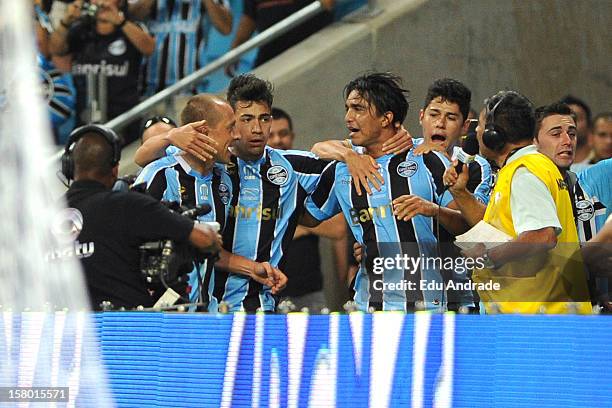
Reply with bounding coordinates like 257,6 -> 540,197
167,120 -> 219,163
251,262 -> 287,295
443,160 -> 470,195
190,223 -> 222,254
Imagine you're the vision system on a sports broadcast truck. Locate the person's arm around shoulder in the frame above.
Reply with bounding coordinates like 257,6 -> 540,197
134,120 -> 217,167
311,126 -> 413,196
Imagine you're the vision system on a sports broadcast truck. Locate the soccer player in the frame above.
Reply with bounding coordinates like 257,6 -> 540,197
213,75 -> 330,311
303,72 -> 453,312
133,75 -> 411,312
135,94 -> 286,310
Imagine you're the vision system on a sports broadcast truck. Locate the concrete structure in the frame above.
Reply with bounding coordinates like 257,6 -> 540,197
255,0 -> 611,150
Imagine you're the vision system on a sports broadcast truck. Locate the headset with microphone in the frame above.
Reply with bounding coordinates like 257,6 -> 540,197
61,124 -> 121,182
482,91 -> 516,152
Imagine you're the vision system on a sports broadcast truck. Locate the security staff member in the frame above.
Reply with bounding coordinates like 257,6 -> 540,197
60,124 -> 221,310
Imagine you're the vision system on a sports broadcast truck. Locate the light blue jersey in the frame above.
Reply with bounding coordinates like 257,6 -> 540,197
215,147 -> 328,312
576,158 -> 612,242
135,155 -> 233,311
306,150 -> 451,312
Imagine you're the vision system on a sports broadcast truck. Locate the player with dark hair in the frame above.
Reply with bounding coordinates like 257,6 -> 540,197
211,74 -> 330,312
303,72 -> 455,312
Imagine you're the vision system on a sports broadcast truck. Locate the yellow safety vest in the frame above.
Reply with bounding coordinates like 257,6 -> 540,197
473,151 -> 591,314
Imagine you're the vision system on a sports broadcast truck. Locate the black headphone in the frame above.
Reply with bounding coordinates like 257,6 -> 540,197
61,124 -> 121,181
482,91 -> 513,152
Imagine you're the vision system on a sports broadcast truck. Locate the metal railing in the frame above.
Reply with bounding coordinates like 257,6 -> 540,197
49,1 -> 327,164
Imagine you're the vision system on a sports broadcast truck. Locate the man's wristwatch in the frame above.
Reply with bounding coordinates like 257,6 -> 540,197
481,249 -> 496,269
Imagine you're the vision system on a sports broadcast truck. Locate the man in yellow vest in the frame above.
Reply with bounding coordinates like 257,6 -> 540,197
446,91 -> 591,314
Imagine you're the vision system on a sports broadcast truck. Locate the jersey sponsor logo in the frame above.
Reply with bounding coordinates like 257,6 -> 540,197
349,204 -> 392,225
219,183 -> 230,205
576,199 -> 595,221
340,176 -> 352,185
72,60 -> 129,77
199,184 -> 209,200
229,205 -> 283,220
267,165 -> 289,186
397,160 -> 418,177
108,39 -> 127,56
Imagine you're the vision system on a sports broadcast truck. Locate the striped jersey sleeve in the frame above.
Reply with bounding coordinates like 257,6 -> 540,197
466,155 -> 493,204
305,161 -> 341,221
422,151 -> 450,204
280,149 -> 330,194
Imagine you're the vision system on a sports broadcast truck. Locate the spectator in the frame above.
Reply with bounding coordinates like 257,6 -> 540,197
589,112 -> 612,165
225,0 -> 335,76
129,0 -> 232,95
34,1 -> 76,144
49,0 -> 155,144
560,95 -> 593,170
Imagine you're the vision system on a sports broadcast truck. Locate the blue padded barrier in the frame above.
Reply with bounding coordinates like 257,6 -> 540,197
2,313 -> 609,407
90,313 -> 612,408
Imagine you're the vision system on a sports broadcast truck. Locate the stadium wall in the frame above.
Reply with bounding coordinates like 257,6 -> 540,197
255,0 -> 611,150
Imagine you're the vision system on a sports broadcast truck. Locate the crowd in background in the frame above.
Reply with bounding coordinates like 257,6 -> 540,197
34,0 -> 339,145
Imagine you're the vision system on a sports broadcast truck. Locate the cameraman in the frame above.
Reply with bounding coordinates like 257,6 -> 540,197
60,124 -> 221,310
49,0 -> 155,144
